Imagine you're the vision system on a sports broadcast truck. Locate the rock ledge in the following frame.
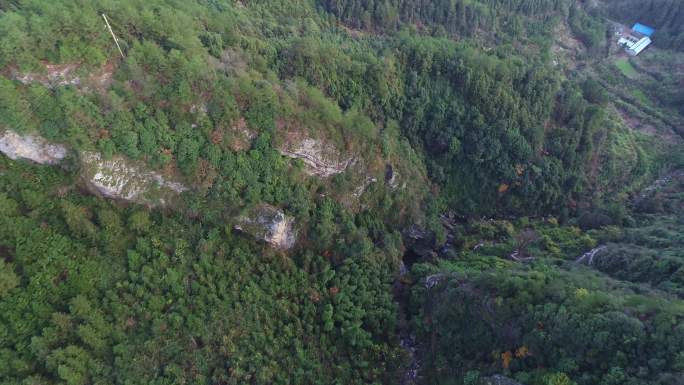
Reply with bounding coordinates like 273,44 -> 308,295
235,205 -> 297,249
0,130 -> 68,165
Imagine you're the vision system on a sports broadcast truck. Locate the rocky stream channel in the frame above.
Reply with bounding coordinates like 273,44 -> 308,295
393,215 -> 464,385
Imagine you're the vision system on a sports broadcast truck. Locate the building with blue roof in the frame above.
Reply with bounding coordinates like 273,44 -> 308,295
632,23 -> 655,37
617,23 -> 656,56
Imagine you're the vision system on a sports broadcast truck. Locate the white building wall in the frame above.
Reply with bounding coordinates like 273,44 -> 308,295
618,37 -> 634,48
628,37 -> 651,56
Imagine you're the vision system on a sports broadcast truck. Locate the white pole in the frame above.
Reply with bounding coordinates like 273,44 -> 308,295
102,13 -> 125,58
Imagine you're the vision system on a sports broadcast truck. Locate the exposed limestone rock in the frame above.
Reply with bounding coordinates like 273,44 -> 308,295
14,63 -> 81,87
0,130 -> 68,165
234,204 -> 297,249
278,138 -> 354,178
0,131 -> 186,206
385,163 -> 403,189
425,274 -> 449,289
575,245 -> 608,266
12,62 -> 114,91
80,152 -> 187,206
353,176 -> 378,198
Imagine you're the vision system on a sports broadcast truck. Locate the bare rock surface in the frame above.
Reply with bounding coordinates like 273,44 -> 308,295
0,130 -> 68,165
575,245 -> 608,266
14,62 -> 81,87
278,138 -> 354,178
353,176 -> 378,198
234,204 -> 297,249
0,132 -> 298,249
12,62 -> 114,91
80,151 -> 187,206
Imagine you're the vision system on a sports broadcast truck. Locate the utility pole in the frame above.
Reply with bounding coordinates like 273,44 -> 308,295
102,13 -> 125,58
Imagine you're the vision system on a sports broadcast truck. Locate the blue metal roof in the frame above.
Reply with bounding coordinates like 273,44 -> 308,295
632,23 -> 655,37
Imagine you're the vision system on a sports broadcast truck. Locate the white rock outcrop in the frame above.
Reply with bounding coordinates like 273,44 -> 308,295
278,138 -> 353,178
80,152 -> 187,206
234,204 -> 297,249
353,176 -> 378,198
14,63 -> 81,87
0,130 -> 68,165
0,131 -> 187,207
13,62 -> 115,92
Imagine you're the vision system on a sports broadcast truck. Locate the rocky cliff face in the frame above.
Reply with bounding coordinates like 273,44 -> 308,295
14,63 -> 81,87
0,130 -> 68,165
0,131 -> 296,249
234,204 -> 297,249
79,152 -> 187,206
12,62 -> 114,91
278,138 -> 354,178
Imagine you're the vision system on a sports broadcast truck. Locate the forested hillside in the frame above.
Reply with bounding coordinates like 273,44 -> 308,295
0,1 -> 683,385
316,0 -> 565,39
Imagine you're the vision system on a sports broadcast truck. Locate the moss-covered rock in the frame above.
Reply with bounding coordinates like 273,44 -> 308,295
79,151 -> 187,207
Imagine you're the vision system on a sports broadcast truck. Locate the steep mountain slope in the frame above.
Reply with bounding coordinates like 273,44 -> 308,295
0,1 -> 683,385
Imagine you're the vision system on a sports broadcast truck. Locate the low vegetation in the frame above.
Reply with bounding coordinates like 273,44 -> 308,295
615,57 -> 638,78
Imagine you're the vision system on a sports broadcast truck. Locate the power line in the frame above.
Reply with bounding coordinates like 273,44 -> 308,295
102,13 -> 125,58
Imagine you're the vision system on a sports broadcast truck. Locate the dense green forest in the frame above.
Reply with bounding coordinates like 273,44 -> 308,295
315,0 -> 565,39
0,1 -> 683,385
406,172 -> 684,384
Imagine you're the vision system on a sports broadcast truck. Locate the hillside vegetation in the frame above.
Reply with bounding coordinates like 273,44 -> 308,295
0,1 -> 683,385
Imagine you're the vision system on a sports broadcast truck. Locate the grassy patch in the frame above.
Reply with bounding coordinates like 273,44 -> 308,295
631,89 -> 650,105
615,57 -> 638,78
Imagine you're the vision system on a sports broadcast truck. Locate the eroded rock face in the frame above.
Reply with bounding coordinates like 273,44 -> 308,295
0,130 -> 68,165
278,138 -> 354,178
80,152 -> 187,206
12,62 -> 114,91
14,63 -> 81,87
353,176 -> 378,198
235,204 -> 297,249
